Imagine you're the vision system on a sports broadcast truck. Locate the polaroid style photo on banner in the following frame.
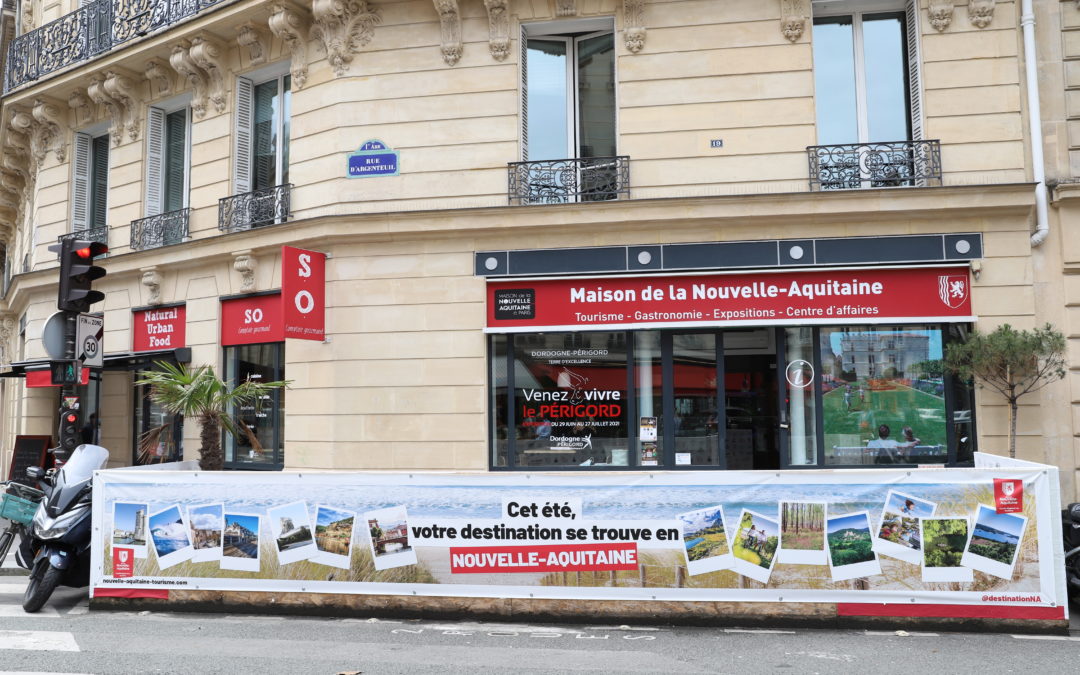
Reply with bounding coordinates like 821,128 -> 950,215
268,501 -> 319,565
313,504 -> 357,570
826,511 -> 881,582
677,505 -> 733,576
873,489 -> 937,564
732,509 -> 779,584
221,512 -> 261,572
364,505 -> 417,571
777,501 -> 828,565
920,517 -> 974,583
960,504 -> 1028,580
187,503 -> 224,563
111,501 -> 149,559
147,504 -> 195,570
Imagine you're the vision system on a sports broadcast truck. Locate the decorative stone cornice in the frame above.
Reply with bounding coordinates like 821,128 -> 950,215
68,91 -> 92,127
1,152 -> 30,192
141,267 -> 163,305
20,3 -> 33,33
0,311 -> 17,367
31,97 -> 67,165
189,35 -> 228,114
968,0 -> 995,28
556,0 -> 576,17
169,41 -> 211,119
268,2 -> 312,88
780,0 -> 807,43
929,1 -> 955,32
145,59 -> 173,98
9,109 -> 41,173
434,0 -> 462,66
233,251 -> 258,293
237,21 -> 268,67
310,0 -> 381,77
87,74 -> 121,145
103,68 -> 142,144
623,0 -> 646,54
483,0 -> 510,61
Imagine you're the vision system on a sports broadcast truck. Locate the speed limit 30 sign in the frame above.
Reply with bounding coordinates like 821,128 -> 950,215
76,314 -> 104,367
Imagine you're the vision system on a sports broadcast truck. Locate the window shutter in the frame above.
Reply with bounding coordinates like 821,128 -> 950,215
164,108 -> 189,211
234,76 -> 254,195
905,0 -> 924,142
71,132 -> 91,231
90,135 -> 109,229
145,106 -> 165,217
520,28 -> 529,161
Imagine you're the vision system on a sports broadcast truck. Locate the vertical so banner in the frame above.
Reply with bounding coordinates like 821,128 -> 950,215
281,246 -> 326,341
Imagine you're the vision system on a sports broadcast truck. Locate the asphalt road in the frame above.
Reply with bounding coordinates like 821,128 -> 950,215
1,558 -> 1078,674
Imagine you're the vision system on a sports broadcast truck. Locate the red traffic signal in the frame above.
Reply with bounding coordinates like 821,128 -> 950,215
74,242 -> 108,259
56,238 -> 107,313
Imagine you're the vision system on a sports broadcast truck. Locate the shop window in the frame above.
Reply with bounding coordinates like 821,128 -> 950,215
812,1 -> 920,145
224,342 -> 285,469
521,18 -> 616,162
819,325 -> 949,465
71,130 -> 109,232
133,371 -> 183,465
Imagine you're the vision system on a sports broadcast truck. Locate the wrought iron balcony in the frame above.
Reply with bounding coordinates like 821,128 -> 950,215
57,226 -> 109,257
807,140 -> 942,191
218,184 -> 291,233
4,0 -> 230,93
508,156 -> 630,205
130,208 -> 189,250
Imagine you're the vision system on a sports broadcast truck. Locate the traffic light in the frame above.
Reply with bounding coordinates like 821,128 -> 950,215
58,402 -> 81,453
57,238 -> 108,313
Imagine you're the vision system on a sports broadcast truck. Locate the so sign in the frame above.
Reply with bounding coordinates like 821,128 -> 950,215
282,245 -> 325,341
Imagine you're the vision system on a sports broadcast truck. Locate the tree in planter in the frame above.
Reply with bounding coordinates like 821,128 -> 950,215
943,324 -> 1066,459
136,362 -> 289,470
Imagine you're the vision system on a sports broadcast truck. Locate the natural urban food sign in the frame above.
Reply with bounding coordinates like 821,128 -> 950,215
90,455 -> 1065,618
132,304 -> 186,352
485,266 -> 973,331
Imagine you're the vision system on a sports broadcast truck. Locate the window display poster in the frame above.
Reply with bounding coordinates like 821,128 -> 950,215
91,461 -> 1063,617
640,417 -> 657,442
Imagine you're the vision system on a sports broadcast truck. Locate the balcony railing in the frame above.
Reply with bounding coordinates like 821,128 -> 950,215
508,156 -> 630,205
58,226 -> 109,255
218,184 -> 291,233
130,208 -> 189,250
4,0 -> 229,93
807,140 -> 942,191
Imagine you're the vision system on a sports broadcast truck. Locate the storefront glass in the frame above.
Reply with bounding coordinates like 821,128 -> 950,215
133,372 -> 183,465
672,333 -> 720,466
224,342 -> 285,469
819,325 -> 947,465
784,327 -> 818,466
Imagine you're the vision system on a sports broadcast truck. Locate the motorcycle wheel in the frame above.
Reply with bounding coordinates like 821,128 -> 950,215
0,528 -> 13,567
22,557 -> 62,613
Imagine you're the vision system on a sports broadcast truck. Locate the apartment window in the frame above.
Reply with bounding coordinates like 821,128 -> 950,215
521,18 -> 615,161
235,69 -> 291,195
812,1 -> 921,145
72,131 -> 109,232
146,100 -> 191,216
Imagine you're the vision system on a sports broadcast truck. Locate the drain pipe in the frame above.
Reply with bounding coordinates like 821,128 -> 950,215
1022,0 -> 1049,247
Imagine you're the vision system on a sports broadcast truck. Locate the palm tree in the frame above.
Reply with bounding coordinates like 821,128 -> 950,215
136,361 -> 289,470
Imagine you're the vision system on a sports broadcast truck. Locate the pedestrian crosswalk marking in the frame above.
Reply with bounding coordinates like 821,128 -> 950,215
0,583 -> 28,594
0,605 -> 60,618
0,630 -> 79,651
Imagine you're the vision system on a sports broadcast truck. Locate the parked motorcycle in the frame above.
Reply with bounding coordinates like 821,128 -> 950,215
1063,502 -> 1080,604
16,444 -> 109,613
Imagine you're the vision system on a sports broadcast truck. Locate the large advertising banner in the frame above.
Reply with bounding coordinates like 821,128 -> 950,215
486,266 -> 973,332
90,464 -> 1064,617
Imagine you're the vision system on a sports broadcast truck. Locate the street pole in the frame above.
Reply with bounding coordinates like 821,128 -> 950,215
57,310 -> 78,464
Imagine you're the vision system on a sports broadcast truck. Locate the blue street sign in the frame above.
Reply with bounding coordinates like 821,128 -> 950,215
348,140 -> 400,178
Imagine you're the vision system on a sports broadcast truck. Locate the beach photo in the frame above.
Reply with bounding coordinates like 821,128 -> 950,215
111,502 -> 148,558
778,502 -> 827,565
827,511 -> 880,581
732,509 -> 779,584
314,505 -> 356,570
960,505 -> 1027,580
188,503 -> 224,563
221,513 -> 261,572
921,517 -> 974,582
148,504 -> 194,570
365,505 -> 417,571
268,501 -> 318,565
677,505 -> 733,575
873,490 -> 937,564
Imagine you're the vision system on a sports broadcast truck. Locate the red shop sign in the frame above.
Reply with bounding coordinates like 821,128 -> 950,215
221,293 -> 284,346
486,266 -> 973,331
281,245 -> 325,341
133,304 -> 186,352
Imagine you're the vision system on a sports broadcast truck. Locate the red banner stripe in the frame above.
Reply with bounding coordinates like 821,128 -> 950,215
836,603 -> 1065,620
93,588 -> 170,599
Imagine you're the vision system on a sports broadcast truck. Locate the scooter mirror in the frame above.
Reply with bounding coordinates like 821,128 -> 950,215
1071,503 -> 1080,522
25,466 -> 45,480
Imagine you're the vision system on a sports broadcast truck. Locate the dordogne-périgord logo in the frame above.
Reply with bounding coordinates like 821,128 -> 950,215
938,275 -> 969,309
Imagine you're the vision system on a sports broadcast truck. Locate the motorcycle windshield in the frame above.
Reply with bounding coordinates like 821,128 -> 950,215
59,444 -> 110,485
